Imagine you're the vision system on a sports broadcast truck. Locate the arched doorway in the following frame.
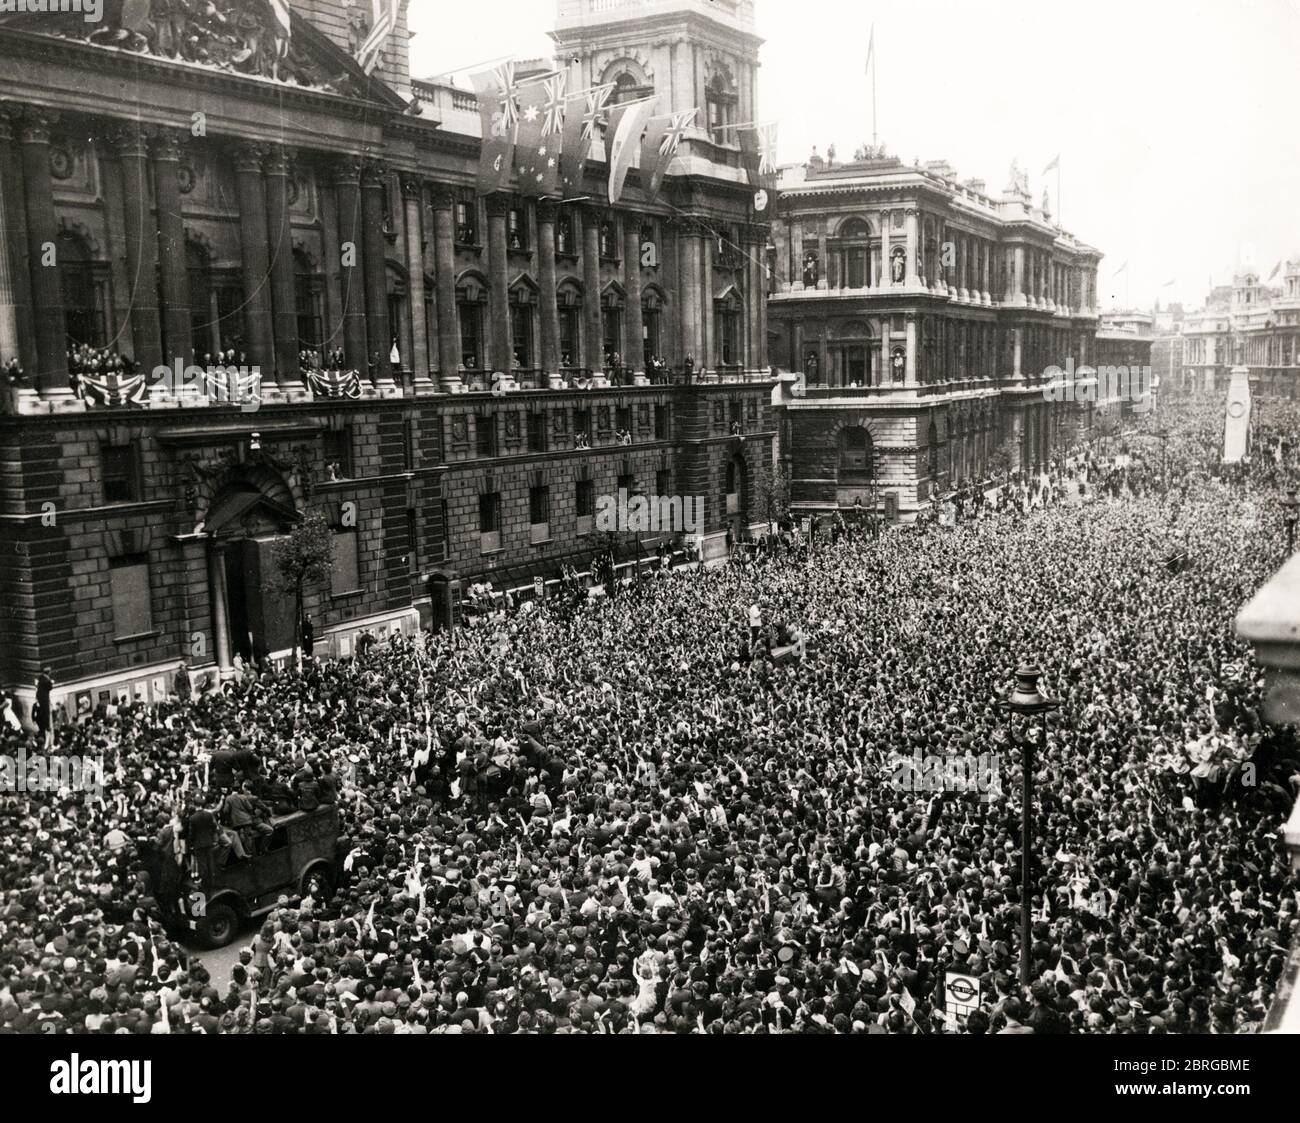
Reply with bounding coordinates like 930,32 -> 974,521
204,470 -> 300,668
724,452 -> 748,540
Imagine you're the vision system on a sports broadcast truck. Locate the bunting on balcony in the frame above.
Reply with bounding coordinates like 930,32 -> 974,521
559,83 -> 611,199
77,370 -> 147,408
641,107 -> 698,202
203,366 -> 263,408
307,368 -> 362,400
471,59 -> 519,195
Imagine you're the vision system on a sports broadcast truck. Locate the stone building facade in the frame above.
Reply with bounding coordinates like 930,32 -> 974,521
767,154 -> 1102,520
0,0 -> 775,718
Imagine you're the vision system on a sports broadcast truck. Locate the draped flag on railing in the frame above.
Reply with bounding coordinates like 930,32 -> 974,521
471,59 -> 518,195
560,83 -> 611,199
356,0 -> 402,75
641,107 -> 698,202
77,370 -> 146,408
306,368 -> 362,400
607,97 -> 657,205
203,366 -> 262,407
738,120 -> 780,216
516,70 -> 567,197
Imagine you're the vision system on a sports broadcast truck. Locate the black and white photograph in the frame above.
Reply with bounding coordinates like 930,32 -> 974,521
0,0 -> 1298,1101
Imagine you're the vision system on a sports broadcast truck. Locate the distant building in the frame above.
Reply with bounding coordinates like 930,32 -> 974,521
768,151 -> 1102,520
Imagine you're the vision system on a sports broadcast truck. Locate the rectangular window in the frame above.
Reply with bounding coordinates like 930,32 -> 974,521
475,414 -> 496,458
602,308 -> 622,367
654,404 -> 669,440
730,399 -> 742,429
616,405 -> 631,432
323,427 -> 352,478
718,308 -> 739,366
510,303 -> 533,369
529,485 -> 550,543
559,306 -> 580,368
479,492 -> 501,553
527,411 -> 547,453
655,469 -> 671,498
576,478 -> 594,534
455,193 -> 478,245
330,529 -> 361,596
404,418 -> 417,471
508,206 -> 528,252
556,213 -> 574,256
109,554 -> 152,638
617,472 -> 634,496
459,302 -> 483,370
295,273 -> 323,351
574,408 -> 591,443
102,443 -> 139,503
407,507 -> 419,577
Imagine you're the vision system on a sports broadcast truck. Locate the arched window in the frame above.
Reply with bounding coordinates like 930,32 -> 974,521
58,229 -> 109,348
611,71 -> 638,105
706,72 -> 736,144
838,217 -> 871,289
509,281 -> 537,369
557,280 -> 582,368
601,286 -> 624,369
386,263 -> 407,370
456,273 -> 489,372
642,287 -> 664,368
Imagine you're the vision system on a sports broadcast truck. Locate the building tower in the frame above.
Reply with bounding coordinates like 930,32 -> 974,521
550,0 -> 762,165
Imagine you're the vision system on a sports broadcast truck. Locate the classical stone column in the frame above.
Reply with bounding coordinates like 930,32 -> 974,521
537,199 -> 561,378
981,241 -> 991,303
905,314 -> 917,385
263,145 -> 298,397
790,218 -> 804,291
1013,245 -> 1026,307
816,225 -> 828,290
234,142 -> 276,374
208,543 -> 231,671
0,109 -> 36,380
879,210 -> 891,289
701,233 -> 714,373
150,129 -> 192,369
1013,326 -> 1023,380
401,176 -> 432,393
880,324 -> 891,387
485,192 -> 512,373
581,207 -> 603,371
622,216 -> 644,378
114,125 -> 164,376
430,187 -> 461,391
333,159 -> 368,378
677,224 -> 700,368
0,119 -> 19,370
904,208 -> 919,288
757,227 -> 769,369
18,113 -> 69,397
361,160 -> 394,391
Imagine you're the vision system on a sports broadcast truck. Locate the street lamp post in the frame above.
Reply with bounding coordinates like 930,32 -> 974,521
996,665 -> 1060,987
1153,428 -> 1170,493
1282,488 -> 1300,558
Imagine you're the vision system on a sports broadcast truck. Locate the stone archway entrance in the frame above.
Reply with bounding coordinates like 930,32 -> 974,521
204,479 -> 299,668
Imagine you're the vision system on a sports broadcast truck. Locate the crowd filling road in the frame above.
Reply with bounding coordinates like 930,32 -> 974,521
2,397 -> 1298,1034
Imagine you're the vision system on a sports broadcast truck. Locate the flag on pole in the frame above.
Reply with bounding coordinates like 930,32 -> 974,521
738,119 -> 779,215
1043,154 -> 1060,174
607,97 -> 658,205
641,107 -> 698,201
357,0 -> 401,75
560,84 -> 611,198
1113,261 -> 1128,276
471,60 -> 518,195
1268,261 -> 1281,281
516,71 -> 567,196
866,24 -> 875,75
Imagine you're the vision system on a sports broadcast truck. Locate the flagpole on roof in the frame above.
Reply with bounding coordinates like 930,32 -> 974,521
869,24 -> 877,149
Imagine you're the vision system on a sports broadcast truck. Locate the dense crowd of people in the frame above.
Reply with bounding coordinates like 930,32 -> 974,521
2,397 -> 1298,1034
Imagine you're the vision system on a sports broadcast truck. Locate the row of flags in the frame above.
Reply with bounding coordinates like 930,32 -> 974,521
470,59 -> 779,210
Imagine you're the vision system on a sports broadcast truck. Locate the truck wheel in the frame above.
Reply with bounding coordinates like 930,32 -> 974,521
198,903 -> 239,949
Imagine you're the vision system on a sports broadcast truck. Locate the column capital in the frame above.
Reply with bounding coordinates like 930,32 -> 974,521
233,141 -> 267,174
536,197 -> 561,224
110,122 -> 151,161
400,174 -> 424,200
263,144 -> 292,177
485,191 -> 513,218
360,158 -> 388,187
147,127 -> 187,163
15,108 -> 56,146
429,183 -> 458,209
333,156 -> 364,186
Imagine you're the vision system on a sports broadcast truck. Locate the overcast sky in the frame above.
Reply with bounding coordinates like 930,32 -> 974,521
407,0 -> 1300,313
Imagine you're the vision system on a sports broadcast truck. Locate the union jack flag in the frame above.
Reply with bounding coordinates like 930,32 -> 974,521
658,108 -> 696,157
77,370 -> 147,408
307,368 -> 362,400
641,107 -> 698,201
560,83 -> 611,198
542,71 -> 567,136
495,60 -> 519,132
